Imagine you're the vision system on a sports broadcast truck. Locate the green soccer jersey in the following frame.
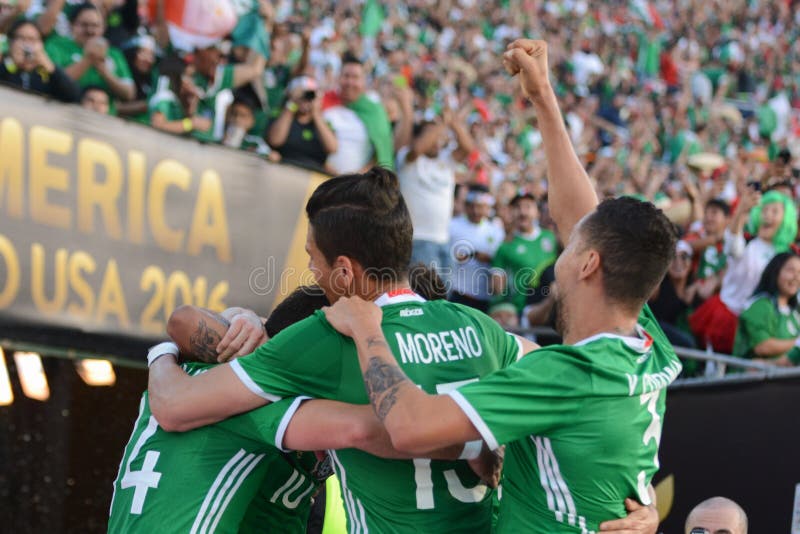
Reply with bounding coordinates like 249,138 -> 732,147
109,363 -> 319,534
696,243 -> 726,280
449,306 -> 681,533
230,291 -> 523,533
733,295 -> 800,364
492,229 -> 558,313
45,35 -> 132,96
192,65 -> 236,143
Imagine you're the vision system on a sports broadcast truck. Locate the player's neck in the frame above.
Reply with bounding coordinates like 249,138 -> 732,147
562,300 -> 639,345
360,279 -> 412,302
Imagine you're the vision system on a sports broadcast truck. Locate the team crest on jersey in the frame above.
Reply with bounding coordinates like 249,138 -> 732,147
541,238 -> 554,253
400,308 -> 424,317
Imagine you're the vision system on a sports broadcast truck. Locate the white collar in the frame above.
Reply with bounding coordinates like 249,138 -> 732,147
573,324 -> 654,354
374,288 -> 426,308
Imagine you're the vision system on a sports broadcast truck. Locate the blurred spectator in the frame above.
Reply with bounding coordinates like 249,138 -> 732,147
449,185 -> 504,313
187,40 -> 266,142
0,18 -> 79,102
321,53 -> 394,173
488,302 -> 519,331
398,107 -> 475,279
148,69 -> 212,138
117,35 -> 158,122
263,24 -> 311,116
491,193 -> 558,315
222,92 -> 270,156
649,240 -> 698,349
685,496 -> 748,534
733,252 -> 800,367
81,84 -> 108,114
685,198 -> 731,300
45,3 -> 135,106
523,264 -> 557,331
690,189 -> 797,353
267,75 -> 337,170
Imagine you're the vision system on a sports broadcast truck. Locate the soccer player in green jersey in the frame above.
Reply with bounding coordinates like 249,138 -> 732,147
319,39 -> 681,534
110,286 -> 396,533
145,52 -> 659,534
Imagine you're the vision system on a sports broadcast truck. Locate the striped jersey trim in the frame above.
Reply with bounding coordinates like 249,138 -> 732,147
447,390 -> 500,450
533,436 -> 595,534
190,449 -> 265,534
229,360 -> 282,402
329,451 -> 369,534
274,396 -> 312,452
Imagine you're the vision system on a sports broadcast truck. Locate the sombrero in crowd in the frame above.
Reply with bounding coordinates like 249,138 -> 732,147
687,152 -> 725,171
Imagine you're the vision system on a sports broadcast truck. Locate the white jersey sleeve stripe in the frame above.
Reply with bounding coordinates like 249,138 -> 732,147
229,360 -> 281,402
447,390 -> 500,450
274,396 -> 312,452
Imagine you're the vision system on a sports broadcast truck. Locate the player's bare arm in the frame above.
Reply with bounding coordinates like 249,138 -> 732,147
148,354 -> 268,432
282,399 -> 502,488
503,39 -> 598,242
322,297 -> 480,455
167,305 -> 232,363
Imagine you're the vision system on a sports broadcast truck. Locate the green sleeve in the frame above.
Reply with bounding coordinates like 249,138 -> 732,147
788,347 -> 800,365
148,96 -> 180,121
230,312 -> 344,401
109,47 -> 133,82
472,308 -> 522,367
217,397 -> 311,451
449,348 -> 587,449
737,298 -> 777,355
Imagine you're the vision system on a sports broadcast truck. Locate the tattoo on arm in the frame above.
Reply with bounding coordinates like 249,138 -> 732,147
188,312 -> 230,363
362,347 -> 409,422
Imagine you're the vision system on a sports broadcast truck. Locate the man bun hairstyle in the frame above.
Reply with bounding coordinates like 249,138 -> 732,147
306,167 -> 413,282
580,197 -> 677,311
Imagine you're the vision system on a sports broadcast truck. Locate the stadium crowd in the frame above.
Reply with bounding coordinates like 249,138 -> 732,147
2,0 -> 800,374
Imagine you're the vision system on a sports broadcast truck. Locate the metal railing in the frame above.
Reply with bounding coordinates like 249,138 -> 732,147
510,326 -> 800,388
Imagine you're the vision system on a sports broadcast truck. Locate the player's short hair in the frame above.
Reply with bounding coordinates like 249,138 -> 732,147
579,197 -> 677,312
264,285 -> 329,337
306,167 -> 413,282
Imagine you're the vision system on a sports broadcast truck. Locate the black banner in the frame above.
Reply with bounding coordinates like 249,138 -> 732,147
0,87 -> 326,354
656,374 -> 800,532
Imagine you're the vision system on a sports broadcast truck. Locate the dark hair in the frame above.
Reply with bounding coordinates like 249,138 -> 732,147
341,52 -> 362,67
81,85 -> 107,99
705,198 -> 731,216
264,285 -> 329,337
306,167 -> 413,281
510,192 -> 537,206
69,2 -> 101,25
752,252 -> 800,307
408,263 -> 447,301
580,197 -> 678,311
7,19 -> 42,42
412,120 -> 437,138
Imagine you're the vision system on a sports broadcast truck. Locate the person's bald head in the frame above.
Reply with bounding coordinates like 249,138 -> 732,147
685,497 -> 748,534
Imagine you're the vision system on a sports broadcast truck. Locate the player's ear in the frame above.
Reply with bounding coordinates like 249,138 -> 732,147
578,249 -> 600,281
333,255 -> 355,288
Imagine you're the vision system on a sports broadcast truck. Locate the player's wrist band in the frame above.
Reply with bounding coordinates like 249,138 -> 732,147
286,101 -> 298,113
182,118 -> 193,132
147,341 -> 179,367
459,440 -> 483,460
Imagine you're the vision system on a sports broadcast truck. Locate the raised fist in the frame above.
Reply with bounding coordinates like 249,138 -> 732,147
503,39 -> 551,100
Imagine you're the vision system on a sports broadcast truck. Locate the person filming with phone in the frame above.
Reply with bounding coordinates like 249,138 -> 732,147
0,19 -> 80,103
267,75 -> 338,172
